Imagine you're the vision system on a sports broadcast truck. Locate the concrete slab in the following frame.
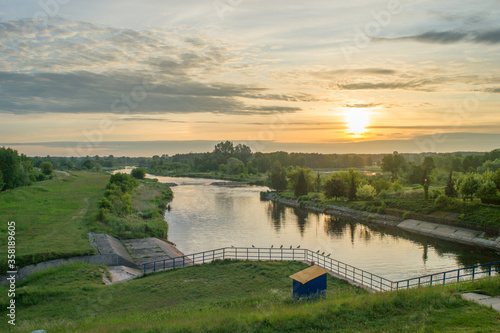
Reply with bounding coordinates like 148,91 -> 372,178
122,238 -> 185,266
462,293 -> 500,312
107,266 -> 143,284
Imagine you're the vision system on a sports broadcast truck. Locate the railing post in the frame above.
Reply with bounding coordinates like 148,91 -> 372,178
223,248 -> 225,260
472,267 -> 475,280
443,272 -> 446,285
488,264 -> 492,276
430,274 -> 433,286
143,264 -> 146,274
153,261 -> 156,272
203,251 -> 205,263
183,256 -> 185,267
163,260 -> 165,270
457,269 -> 460,282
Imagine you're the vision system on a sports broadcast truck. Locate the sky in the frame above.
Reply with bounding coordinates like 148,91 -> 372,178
0,0 -> 499,156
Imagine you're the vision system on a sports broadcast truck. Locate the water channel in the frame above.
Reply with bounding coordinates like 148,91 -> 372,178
144,176 -> 500,281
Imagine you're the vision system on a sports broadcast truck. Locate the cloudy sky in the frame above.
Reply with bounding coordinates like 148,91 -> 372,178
1,0 -> 499,156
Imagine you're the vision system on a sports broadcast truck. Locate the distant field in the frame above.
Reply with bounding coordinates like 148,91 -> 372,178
0,171 -> 110,272
2,260 -> 498,332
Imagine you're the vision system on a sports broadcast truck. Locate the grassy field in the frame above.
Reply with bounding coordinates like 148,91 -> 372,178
1,260 -> 499,332
0,171 -> 110,272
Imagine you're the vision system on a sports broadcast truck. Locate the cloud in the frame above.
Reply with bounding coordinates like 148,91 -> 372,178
375,28 -> 500,45
0,17 -> 302,115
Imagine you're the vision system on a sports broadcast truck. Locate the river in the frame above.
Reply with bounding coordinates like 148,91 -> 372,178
145,175 -> 500,281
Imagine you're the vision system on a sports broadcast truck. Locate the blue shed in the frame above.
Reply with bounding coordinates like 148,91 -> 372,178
289,266 -> 328,299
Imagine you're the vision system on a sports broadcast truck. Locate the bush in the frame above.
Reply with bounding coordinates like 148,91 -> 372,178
402,211 -> 412,220
356,184 -> 376,201
377,206 -> 385,214
430,189 -> 443,200
131,167 -> 147,179
434,194 -> 452,210
40,161 -> 53,175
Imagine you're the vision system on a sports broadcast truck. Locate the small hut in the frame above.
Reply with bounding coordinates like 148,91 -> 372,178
289,265 -> 328,299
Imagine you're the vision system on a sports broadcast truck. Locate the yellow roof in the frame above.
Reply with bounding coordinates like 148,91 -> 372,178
289,266 -> 329,284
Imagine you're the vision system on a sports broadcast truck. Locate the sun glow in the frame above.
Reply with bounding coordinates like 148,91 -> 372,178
345,109 -> 370,137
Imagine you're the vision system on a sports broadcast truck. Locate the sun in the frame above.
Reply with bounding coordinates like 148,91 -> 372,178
345,109 -> 370,137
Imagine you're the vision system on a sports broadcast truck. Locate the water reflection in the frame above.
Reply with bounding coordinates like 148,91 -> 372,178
152,175 -> 499,281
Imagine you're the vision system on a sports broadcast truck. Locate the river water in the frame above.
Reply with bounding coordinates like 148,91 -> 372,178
147,175 -> 499,281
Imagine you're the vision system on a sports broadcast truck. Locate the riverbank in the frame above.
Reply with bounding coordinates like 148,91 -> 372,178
263,192 -> 500,251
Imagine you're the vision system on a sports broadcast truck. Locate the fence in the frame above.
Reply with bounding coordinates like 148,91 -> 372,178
393,261 -> 500,290
143,247 -> 394,292
142,247 -> 500,292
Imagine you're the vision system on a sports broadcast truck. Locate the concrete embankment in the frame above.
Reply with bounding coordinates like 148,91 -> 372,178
398,219 -> 500,250
265,193 -> 500,251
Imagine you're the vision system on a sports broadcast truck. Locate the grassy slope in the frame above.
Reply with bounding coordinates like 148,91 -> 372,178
1,260 -> 499,332
0,171 -> 110,271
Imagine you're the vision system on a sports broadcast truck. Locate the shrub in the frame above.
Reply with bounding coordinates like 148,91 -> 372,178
402,211 -> 412,220
377,206 -> 385,214
430,189 -> 443,200
356,184 -> 376,201
40,161 -> 53,175
131,167 -> 147,179
434,194 -> 452,210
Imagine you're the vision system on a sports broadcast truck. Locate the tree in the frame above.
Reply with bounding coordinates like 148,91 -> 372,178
267,161 -> 287,192
381,153 -> 405,182
287,167 -> 315,191
494,169 -> 500,191
371,178 -> 391,194
213,141 -> 235,156
444,171 -> 458,198
131,167 -> 147,179
0,147 -> 20,189
226,157 -> 245,175
294,169 -> 308,197
323,177 -> 347,200
477,171 -> 498,198
456,173 -> 480,201
234,144 -> 252,164
40,161 -> 53,176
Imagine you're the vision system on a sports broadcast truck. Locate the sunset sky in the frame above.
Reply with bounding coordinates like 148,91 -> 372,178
1,0 -> 499,156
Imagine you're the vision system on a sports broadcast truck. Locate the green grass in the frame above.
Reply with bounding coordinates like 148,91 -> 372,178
1,260 -> 499,332
0,171 -> 110,272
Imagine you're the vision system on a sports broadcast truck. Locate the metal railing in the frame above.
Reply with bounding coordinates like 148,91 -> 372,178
393,261 -> 500,290
142,247 -> 500,293
142,247 -> 393,292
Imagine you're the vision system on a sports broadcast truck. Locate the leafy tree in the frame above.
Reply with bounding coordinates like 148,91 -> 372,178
323,177 -> 347,200
0,147 -> 20,189
444,171 -> 458,198
131,167 -> 147,179
381,153 -> 405,182
226,157 -> 245,175
213,141 -> 235,156
40,161 -> 53,176
0,169 -> 4,191
356,184 -> 376,201
234,144 -> 252,164
287,167 -> 315,192
456,172 -> 480,201
267,161 -> 287,192
422,156 -> 436,174
294,169 -> 308,197
477,171 -> 498,198
494,169 -> 500,191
